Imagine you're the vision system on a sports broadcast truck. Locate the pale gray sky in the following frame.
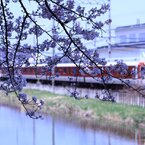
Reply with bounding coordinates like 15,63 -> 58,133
8,0 -> 145,49
11,0 -> 145,28
80,0 -> 145,47
76,0 -> 145,27
111,0 -> 145,27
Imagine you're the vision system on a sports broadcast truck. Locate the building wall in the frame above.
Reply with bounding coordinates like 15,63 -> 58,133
96,23 -> 145,61
115,24 -> 145,43
97,47 -> 145,61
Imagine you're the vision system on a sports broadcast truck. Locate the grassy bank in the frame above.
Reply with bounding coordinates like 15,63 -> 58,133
1,89 -> 145,131
24,89 -> 145,128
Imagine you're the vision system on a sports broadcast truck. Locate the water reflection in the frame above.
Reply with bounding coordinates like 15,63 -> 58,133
52,118 -> 55,145
0,106 -> 140,145
33,119 -> 36,145
135,129 -> 145,145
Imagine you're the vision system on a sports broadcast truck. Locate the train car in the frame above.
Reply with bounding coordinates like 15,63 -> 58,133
20,60 -> 145,85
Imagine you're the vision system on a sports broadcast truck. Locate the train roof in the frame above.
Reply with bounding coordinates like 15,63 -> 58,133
56,61 -> 145,67
25,60 -> 145,67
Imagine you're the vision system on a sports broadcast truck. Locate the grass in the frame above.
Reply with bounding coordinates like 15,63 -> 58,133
24,89 -> 57,98
23,89 -> 145,125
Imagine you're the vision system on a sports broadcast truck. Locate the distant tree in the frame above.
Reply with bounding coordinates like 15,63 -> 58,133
0,0 -> 143,118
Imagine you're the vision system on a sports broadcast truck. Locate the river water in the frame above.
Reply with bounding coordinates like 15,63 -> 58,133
0,106 -> 140,145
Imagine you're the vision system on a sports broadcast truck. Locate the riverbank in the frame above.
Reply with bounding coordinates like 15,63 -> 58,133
0,89 -> 145,132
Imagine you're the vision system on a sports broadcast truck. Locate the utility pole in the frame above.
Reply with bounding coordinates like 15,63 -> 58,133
52,44 -> 55,93
52,20 -> 55,93
108,0 -> 111,58
52,118 -> 55,145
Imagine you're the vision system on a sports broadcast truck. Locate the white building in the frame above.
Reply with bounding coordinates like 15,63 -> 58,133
116,23 -> 145,43
97,23 -> 145,62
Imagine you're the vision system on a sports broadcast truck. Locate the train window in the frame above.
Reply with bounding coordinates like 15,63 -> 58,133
47,67 -> 52,73
72,67 -> 77,75
141,67 -> 145,79
63,68 -> 67,74
67,67 -> 71,74
23,68 -> 26,73
55,67 -> 58,73
67,67 -> 69,74
28,68 -> 31,73
25,68 -> 29,73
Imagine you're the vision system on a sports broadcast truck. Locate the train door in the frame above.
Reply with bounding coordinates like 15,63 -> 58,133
139,62 -> 145,79
141,67 -> 145,79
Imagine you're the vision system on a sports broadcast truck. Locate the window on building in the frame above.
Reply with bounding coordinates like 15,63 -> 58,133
139,33 -> 145,42
119,35 -> 127,43
129,34 -> 136,42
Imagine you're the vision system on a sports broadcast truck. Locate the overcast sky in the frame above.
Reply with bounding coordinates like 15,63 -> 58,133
77,0 -> 145,28
8,0 -> 145,49
11,0 -> 145,28
111,0 -> 145,27
76,0 -> 145,47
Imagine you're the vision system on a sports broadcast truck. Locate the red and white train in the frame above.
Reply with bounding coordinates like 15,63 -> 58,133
19,61 -> 145,85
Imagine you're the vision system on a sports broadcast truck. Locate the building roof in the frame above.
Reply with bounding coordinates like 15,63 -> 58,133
96,41 -> 145,50
116,23 -> 145,31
